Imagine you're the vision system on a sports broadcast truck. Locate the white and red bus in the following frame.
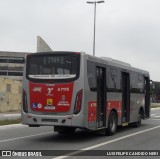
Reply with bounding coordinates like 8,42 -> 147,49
22,51 -> 150,135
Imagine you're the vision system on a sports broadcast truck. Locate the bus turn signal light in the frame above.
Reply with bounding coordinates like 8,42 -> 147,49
23,89 -> 28,113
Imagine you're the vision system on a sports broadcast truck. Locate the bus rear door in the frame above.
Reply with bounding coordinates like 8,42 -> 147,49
122,72 -> 130,124
96,66 -> 106,128
144,76 -> 150,118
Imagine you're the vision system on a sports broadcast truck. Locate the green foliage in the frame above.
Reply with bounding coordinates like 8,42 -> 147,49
0,118 -> 21,126
151,82 -> 160,95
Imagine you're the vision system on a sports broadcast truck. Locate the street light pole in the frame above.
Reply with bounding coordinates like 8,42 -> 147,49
87,1 -> 104,56
93,2 -> 96,56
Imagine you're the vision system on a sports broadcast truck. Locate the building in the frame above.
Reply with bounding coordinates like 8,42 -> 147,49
0,37 -> 52,81
0,51 -> 29,112
0,51 -> 29,80
0,36 -> 53,112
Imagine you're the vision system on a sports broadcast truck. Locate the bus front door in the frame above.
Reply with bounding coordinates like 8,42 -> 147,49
96,67 -> 106,128
144,77 -> 150,118
122,72 -> 130,123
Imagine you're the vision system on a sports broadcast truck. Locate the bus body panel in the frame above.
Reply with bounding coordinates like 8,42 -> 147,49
106,92 -> 122,125
130,93 -> 144,122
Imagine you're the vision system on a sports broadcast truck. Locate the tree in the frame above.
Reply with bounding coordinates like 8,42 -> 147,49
150,82 -> 160,102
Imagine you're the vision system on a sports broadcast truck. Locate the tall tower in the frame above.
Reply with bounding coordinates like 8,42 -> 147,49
37,36 -> 52,52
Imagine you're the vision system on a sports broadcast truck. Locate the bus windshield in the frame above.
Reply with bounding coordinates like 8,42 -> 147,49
26,53 -> 80,82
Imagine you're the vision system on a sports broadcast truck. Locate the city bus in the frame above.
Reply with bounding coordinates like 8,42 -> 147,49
21,51 -> 150,135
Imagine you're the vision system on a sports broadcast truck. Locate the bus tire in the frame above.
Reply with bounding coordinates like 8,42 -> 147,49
106,111 -> 117,136
134,113 -> 142,127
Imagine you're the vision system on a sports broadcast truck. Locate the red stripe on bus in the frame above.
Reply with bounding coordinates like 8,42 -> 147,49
88,101 -> 122,122
88,102 -> 97,122
106,101 -> 122,118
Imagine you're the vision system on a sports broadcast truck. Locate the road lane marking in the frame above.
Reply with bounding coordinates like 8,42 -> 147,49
53,125 -> 160,159
0,132 -> 53,143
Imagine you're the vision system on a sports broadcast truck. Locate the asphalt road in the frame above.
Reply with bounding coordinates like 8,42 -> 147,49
0,108 -> 160,159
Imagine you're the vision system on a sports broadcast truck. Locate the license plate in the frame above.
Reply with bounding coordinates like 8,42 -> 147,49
44,105 -> 55,110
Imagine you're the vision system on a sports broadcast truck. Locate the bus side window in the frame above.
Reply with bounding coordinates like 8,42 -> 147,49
138,74 -> 144,93
87,61 -> 96,91
130,73 -> 144,93
107,67 -> 120,91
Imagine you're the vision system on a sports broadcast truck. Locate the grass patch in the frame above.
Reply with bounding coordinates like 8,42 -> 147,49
0,118 -> 21,126
151,103 -> 160,108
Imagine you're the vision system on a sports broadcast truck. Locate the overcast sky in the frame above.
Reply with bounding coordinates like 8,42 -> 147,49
0,0 -> 160,81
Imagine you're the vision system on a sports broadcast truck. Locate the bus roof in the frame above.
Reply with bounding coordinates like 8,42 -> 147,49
27,51 -> 149,77
83,53 -> 149,77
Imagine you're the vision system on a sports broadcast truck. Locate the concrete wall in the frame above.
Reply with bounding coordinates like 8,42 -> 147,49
0,77 -> 22,113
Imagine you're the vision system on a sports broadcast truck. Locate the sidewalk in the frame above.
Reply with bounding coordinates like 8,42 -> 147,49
0,112 -> 21,120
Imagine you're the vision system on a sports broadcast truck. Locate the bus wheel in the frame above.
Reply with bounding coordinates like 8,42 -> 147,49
134,113 -> 142,127
106,111 -> 117,136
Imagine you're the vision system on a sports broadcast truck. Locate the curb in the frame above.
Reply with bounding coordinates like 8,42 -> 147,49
0,114 -> 21,121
